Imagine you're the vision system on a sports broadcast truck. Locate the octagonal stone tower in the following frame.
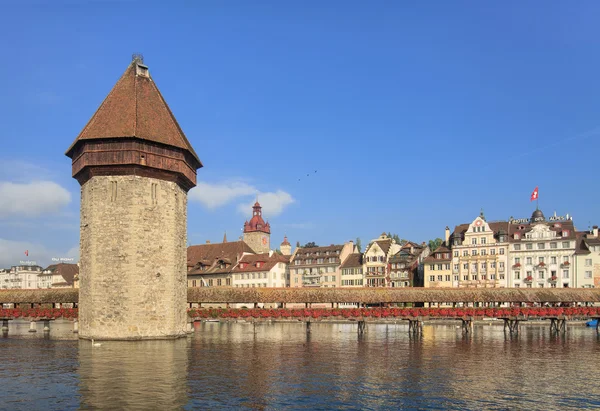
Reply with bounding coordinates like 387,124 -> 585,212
66,56 -> 202,340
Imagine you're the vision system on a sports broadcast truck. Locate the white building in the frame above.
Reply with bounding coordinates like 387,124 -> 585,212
0,265 -> 43,289
363,233 -> 401,287
509,209 -> 576,288
231,251 -> 290,288
574,226 -> 600,288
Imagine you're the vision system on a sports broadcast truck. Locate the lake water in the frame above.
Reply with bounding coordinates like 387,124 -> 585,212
1,320 -> 599,410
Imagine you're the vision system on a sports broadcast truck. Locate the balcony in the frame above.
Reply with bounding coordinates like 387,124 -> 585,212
560,262 -> 571,269
302,272 -> 320,278
512,264 -> 521,269
498,267 -> 505,272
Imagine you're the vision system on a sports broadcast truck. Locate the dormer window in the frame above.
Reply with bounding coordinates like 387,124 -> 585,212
562,230 -> 569,237
514,234 -> 520,240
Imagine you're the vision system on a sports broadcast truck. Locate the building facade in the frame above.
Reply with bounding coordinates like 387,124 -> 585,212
243,202 -> 271,254
508,209 -> 576,288
389,242 -> 430,287
574,226 -> 600,288
187,240 -> 254,287
450,212 -> 510,288
0,265 -> 43,289
363,233 -> 401,287
423,240 -> 453,288
340,253 -> 364,287
231,251 -> 290,288
290,242 -> 355,287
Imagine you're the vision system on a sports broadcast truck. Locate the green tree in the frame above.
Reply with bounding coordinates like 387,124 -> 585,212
428,238 -> 443,251
303,242 -> 318,248
356,237 -> 362,252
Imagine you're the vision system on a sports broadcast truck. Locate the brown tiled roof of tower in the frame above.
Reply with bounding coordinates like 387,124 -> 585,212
65,59 -> 201,165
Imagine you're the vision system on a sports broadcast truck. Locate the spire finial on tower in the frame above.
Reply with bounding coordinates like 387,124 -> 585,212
223,231 -> 227,243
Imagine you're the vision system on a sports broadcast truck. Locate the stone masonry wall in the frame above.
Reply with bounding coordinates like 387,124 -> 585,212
244,232 -> 270,254
79,175 -> 188,340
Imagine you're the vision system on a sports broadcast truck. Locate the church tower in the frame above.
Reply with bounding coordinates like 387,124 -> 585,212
243,201 -> 271,253
280,236 -> 292,256
66,56 -> 202,340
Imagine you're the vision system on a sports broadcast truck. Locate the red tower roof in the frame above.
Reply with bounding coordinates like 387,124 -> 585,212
281,236 -> 291,246
243,202 -> 270,234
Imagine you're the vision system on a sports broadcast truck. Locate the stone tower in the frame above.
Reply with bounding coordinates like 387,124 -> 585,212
243,202 -> 271,253
65,57 -> 202,340
280,236 -> 292,255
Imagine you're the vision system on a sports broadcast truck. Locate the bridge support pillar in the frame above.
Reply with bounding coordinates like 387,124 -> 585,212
408,319 -> 422,334
357,320 -> 366,335
29,321 -> 37,333
550,318 -> 567,333
461,318 -> 473,333
1,319 -> 9,332
503,318 -> 519,334
186,320 -> 194,334
306,320 -> 311,334
73,320 -> 78,333
43,320 -> 51,332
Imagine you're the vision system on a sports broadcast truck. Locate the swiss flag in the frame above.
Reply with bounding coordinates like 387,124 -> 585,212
24,250 -> 29,256
530,187 -> 539,202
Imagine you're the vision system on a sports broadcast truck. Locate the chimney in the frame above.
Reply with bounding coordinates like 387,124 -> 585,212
594,225 -> 599,237
205,240 -> 211,244
445,226 -> 450,246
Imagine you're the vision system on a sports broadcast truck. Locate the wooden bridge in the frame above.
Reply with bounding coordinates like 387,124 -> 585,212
1,288 -> 599,335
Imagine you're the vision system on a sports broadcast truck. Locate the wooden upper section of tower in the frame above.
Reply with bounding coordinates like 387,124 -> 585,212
65,57 -> 202,191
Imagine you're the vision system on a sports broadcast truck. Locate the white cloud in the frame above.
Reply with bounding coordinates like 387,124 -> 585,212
0,238 -> 78,268
189,181 -> 295,216
189,181 -> 257,209
0,181 -> 71,217
237,190 -> 295,217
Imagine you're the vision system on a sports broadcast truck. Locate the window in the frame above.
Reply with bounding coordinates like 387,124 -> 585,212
454,251 -> 459,257
463,263 -> 468,270
332,275 -> 336,282
515,257 -> 521,264
563,256 -> 569,262
562,230 -> 569,237
481,238 -> 486,244
491,262 -> 496,268
481,262 -> 487,269
585,271 -> 592,279
586,259 -> 592,267
550,242 -> 557,249
463,251 -> 469,256
481,249 -> 487,256
515,234 -> 520,240
454,275 -> 459,281
526,257 -> 532,265
463,275 -> 469,281
472,238 -> 477,245
526,244 -> 533,250
491,249 -> 496,255
499,262 -> 505,268
551,257 -> 557,264
437,275 -> 443,281
539,257 -> 544,263
217,279 -> 222,286
562,270 -> 569,279
454,264 -> 459,270
562,241 -> 570,248
437,264 -> 443,270
514,244 -> 521,250
445,264 -> 450,270
527,271 -> 532,278
317,258 -> 324,264
537,243 -> 545,250
472,250 -> 477,256
445,275 -> 451,281
515,271 -> 521,280
538,271 -> 544,280
473,275 -> 478,281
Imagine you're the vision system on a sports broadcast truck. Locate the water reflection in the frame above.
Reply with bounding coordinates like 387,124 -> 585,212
78,338 -> 189,409
1,320 -> 600,410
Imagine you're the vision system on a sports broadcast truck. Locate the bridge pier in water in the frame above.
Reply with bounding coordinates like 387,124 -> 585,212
408,318 -> 422,335
29,321 -> 37,333
502,318 -> 521,334
549,318 -> 567,333
461,318 -> 474,333
357,320 -> 366,335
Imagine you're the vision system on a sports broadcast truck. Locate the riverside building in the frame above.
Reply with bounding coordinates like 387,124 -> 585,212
509,209 -> 576,288
363,233 -> 401,287
289,242 -> 355,287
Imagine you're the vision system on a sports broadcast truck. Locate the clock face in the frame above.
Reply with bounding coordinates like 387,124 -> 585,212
262,237 -> 268,245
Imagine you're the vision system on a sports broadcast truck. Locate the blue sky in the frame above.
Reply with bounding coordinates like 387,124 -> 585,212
1,1 -> 600,267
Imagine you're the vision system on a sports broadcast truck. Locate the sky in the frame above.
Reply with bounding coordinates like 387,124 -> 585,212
1,1 -> 600,267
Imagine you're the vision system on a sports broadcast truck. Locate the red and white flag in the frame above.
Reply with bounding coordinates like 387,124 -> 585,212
530,187 -> 539,202
24,250 -> 29,256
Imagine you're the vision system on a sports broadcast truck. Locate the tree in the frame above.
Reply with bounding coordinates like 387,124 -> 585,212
428,238 -> 444,251
356,237 -> 362,252
303,242 -> 318,248
296,241 -> 301,248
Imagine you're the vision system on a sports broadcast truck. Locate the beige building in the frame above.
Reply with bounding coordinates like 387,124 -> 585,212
363,233 -> 401,287
450,212 -> 509,288
231,251 -> 290,288
509,209 -> 576,288
423,240 -> 453,288
574,226 -> 600,288
340,253 -> 364,287
290,242 -> 355,287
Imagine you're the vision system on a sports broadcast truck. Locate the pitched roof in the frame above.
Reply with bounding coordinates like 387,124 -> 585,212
187,241 -> 255,275
452,221 -> 509,239
231,253 -> 290,273
291,244 -> 344,265
374,239 -> 393,255
340,253 -> 363,268
508,220 -> 576,243
66,59 -> 201,164
43,263 -> 79,287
